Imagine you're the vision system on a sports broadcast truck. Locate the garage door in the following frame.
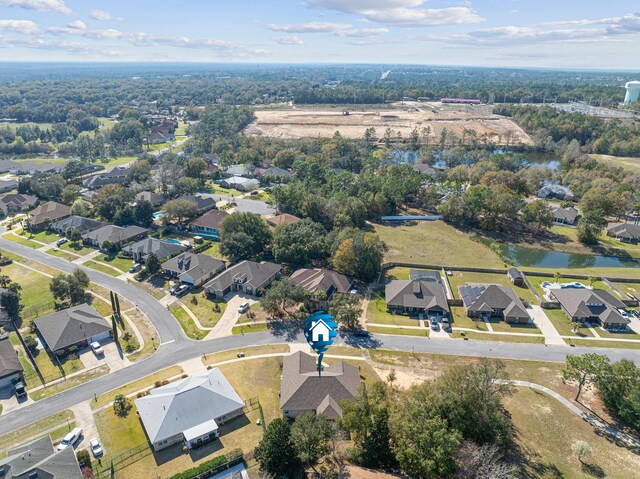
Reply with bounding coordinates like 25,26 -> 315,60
88,330 -> 111,343
0,373 -> 18,389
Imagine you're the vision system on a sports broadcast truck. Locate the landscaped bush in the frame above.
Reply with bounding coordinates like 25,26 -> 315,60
169,449 -> 243,479
76,449 -> 91,468
23,334 -> 38,354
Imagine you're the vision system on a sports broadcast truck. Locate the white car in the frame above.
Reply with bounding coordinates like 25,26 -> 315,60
238,302 -> 250,314
57,427 -> 83,451
91,341 -> 104,356
89,438 -> 103,457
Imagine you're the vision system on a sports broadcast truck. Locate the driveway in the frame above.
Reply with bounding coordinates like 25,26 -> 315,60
72,400 -> 100,452
0,384 -> 33,414
206,294 -> 259,339
529,305 -> 566,346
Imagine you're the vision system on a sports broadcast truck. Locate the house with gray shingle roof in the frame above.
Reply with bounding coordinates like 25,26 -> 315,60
83,166 -> 129,189
204,260 -> 281,298
82,225 -> 148,250
458,283 -> 530,324
122,237 -> 187,263
49,215 -> 105,236
291,268 -> 353,311
550,288 -> 628,330
136,191 -> 166,207
386,280 -> 449,318
552,206 -> 579,225
606,222 -> 640,244
34,303 -> 112,354
135,369 -> 245,451
163,252 -> 226,287
0,193 -> 37,216
0,334 -> 23,389
0,435 -> 82,478
280,351 -> 360,420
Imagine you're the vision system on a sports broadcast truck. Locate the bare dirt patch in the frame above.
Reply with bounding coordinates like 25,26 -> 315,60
245,102 -> 532,146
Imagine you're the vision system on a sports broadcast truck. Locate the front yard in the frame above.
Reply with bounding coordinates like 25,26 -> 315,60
95,253 -> 133,273
543,308 -> 594,337
179,290 -> 226,328
169,303 -> 207,340
366,290 -> 420,326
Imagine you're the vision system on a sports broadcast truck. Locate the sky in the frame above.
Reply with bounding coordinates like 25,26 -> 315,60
0,0 -> 639,69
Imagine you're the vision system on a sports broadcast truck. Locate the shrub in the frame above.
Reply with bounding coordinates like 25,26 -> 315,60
23,334 -> 38,353
122,331 -> 132,342
191,296 -> 198,305
76,449 -> 91,468
161,380 -> 169,386
154,381 -> 161,388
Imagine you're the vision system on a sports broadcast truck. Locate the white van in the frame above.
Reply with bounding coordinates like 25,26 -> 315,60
238,302 -> 250,314
57,427 -> 83,451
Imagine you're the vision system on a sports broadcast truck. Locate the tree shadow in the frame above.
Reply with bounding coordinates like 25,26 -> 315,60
581,462 -> 606,478
269,317 -> 304,342
339,332 -> 382,349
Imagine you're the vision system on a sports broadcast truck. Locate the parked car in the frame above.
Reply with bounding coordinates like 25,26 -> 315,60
170,283 -> 181,295
431,322 -> 440,331
238,302 -> 250,314
129,263 -> 142,274
175,284 -> 190,297
56,238 -> 68,247
634,310 -> 640,318
354,328 -> 370,337
91,341 -> 104,356
89,438 -> 103,457
57,427 -> 83,451
14,381 -> 26,399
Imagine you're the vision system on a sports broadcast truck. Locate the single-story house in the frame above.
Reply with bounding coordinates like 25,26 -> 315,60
550,288 -> 629,330
537,184 -> 575,201
136,191 -> 166,207
83,166 -> 129,189
606,222 -> 640,244
190,210 -> 229,237
265,213 -> 301,229
163,252 -> 226,287
386,280 -> 450,318
258,166 -> 292,180
221,177 -> 259,192
411,164 -> 438,176
34,303 -> 112,354
290,268 -> 353,311
82,225 -> 148,250
179,195 -> 217,214
204,260 -> 282,298
122,237 -> 187,263
409,269 -> 442,283
0,435 -> 82,478
49,215 -> 105,236
223,165 -> 252,177
0,178 -> 18,194
280,351 -> 360,420
28,201 -> 72,231
552,206 -> 579,225
458,283 -> 530,324
0,334 -> 23,389
149,122 -> 176,144
507,268 -> 524,286
135,369 -> 245,451
0,193 -> 37,216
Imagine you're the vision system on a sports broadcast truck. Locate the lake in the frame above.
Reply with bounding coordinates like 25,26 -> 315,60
498,244 -> 638,269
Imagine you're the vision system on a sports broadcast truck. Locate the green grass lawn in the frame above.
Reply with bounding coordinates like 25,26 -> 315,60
59,241 -> 93,256
2,261 -> 55,325
564,339 -> 640,350
85,260 -> 122,276
232,323 -> 269,335
46,248 -> 79,261
3,231 -> 43,248
169,303 -> 207,340
245,191 -> 272,202
373,220 -> 506,269
611,281 -> 640,298
449,306 -> 488,331
451,330 -> 545,344
94,405 -> 147,455
202,344 -> 290,366
0,121 -> 55,132
95,253 -> 133,272
206,181 -> 243,197
543,308 -> 594,337
590,153 -> 640,173
29,230 -> 59,244
593,327 -> 640,340
30,365 -> 109,401
447,270 -> 538,304
366,290 -> 419,326
489,320 -> 541,334
367,325 -> 429,337
180,290 -> 226,328
32,350 -> 84,382
0,410 -> 74,452
200,242 -> 226,260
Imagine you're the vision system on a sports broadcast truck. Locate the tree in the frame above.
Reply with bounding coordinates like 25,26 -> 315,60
0,275 -> 11,287
329,293 -> 362,331
0,283 -> 22,319
71,199 -> 91,217
521,200 -> 553,233
163,199 -> 198,226
594,359 -> 640,430
184,157 -> 207,180
291,412 -> 333,469
332,232 -> 386,282
272,219 -> 328,268
66,227 -> 82,244
24,334 -> 38,354
145,252 -> 161,276
50,269 -> 90,305
273,150 -> 299,169
571,440 -> 592,464
553,271 -> 562,284
576,209 -> 607,245
134,200 -> 154,227
93,185 -> 131,221
262,278 -> 304,317
219,212 -> 271,261
113,394 -> 132,417
562,353 -> 610,402
454,441 -> 517,479
60,184 -> 81,205
255,418 -> 300,477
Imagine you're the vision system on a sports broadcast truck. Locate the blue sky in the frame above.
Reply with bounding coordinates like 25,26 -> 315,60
0,0 -> 639,69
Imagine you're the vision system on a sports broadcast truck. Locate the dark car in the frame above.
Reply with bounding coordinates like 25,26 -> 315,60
15,381 -> 26,399
354,328 -> 369,337
175,284 -> 190,297
633,310 -> 640,318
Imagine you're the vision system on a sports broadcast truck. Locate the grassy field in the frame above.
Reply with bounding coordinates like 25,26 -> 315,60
590,153 -> 640,173
543,308 -> 594,337
367,325 -> 429,337
447,270 -> 538,303
0,410 -> 74,452
3,261 -> 55,324
95,253 -> 133,273
449,306 -> 489,331
451,330 -> 546,344
3,231 -> 43,249
59,241 -> 93,256
565,339 -> 640,350
611,281 -> 640,298
232,323 -> 269,335
366,290 -> 420,326
374,221 -> 506,268
179,290 -> 226,328
46,248 -> 79,261
30,365 -> 110,401
202,344 -> 290,366
85,260 -> 122,276
169,303 -> 207,340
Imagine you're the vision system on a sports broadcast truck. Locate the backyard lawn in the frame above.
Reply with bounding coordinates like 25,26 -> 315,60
200,242 -> 226,260
169,303 -> 207,340
611,281 -> 640,298
447,270 -> 538,304
366,290 -> 420,326
373,220 -> 506,269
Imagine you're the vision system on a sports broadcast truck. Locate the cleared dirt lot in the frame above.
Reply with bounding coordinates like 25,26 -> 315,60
245,102 -> 532,146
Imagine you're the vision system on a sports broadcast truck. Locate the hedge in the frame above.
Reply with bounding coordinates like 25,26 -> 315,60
169,448 -> 243,479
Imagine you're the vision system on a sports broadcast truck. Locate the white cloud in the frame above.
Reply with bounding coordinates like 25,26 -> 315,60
48,26 -> 126,39
1,37 -> 124,56
89,9 -> 123,21
308,0 -> 484,27
0,19 -> 39,34
273,35 -> 304,45
266,22 -> 388,37
0,0 -> 72,15
67,20 -> 87,30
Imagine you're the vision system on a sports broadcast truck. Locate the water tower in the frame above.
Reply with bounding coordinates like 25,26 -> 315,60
624,81 -> 640,104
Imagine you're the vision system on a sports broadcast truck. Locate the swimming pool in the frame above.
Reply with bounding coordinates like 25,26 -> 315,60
152,211 -> 165,220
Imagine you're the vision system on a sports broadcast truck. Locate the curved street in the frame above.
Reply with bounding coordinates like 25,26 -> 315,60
1,235 -> 640,436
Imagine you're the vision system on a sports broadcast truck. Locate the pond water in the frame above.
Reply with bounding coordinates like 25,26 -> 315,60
390,149 -> 560,170
497,244 -> 638,269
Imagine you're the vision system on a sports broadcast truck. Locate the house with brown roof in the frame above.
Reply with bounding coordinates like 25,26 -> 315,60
386,280 -> 450,318
0,193 -> 37,216
550,288 -> 629,330
265,213 -> 301,229
190,210 -> 229,237
458,283 -> 530,324
149,121 -> 176,144
280,351 -> 360,420
28,201 -> 71,231
290,268 -> 353,311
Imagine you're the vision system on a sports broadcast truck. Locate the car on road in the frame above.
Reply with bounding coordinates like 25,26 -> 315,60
14,381 -> 26,399
91,341 -> 104,356
175,284 -> 190,297
354,328 -> 369,337
57,427 -> 83,451
129,263 -> 142,274
89,438 -> 103,458
238,302 -> 250,314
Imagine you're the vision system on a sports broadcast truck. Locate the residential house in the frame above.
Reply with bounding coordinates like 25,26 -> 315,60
550,288 -> 629,331
49,215 -> 105,236
223,165 -> 251,177
507,268 -> 524,286
458,283 -> 531,324
0,161 -> 62,175
83,166 -> 129,189
204,260 -> 281,298
149,122 -> 176,144
34,303 -> 112,355
552,206 -> 579,225
0,179 -> 17,194
537,184 -> 575,201
606,222 -> 640,244
257,166 -> 292,180
220,176 -> 259,192
265,213 -> 301,229
280,351 -> 360,420
190,210 -> 229,238
28,201 -> 71,231
163,252 -> 226,287
136,191 -> 166,207
290,268 -> 353,311
0,334 -> 23,389
82,225 -> 148,249
385,280 -> 450,318
135,369 -> 245,451
411,164 -> 438,176
179,195 -> 217,214
0,193 -> 37,216
0,435 -> 82,478
123,237 -> 187,263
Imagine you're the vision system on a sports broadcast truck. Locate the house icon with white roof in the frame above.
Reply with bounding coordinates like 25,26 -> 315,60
309,319 -> 332,343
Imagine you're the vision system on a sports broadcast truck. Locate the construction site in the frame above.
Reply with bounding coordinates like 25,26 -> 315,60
244,101 -> 533,146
